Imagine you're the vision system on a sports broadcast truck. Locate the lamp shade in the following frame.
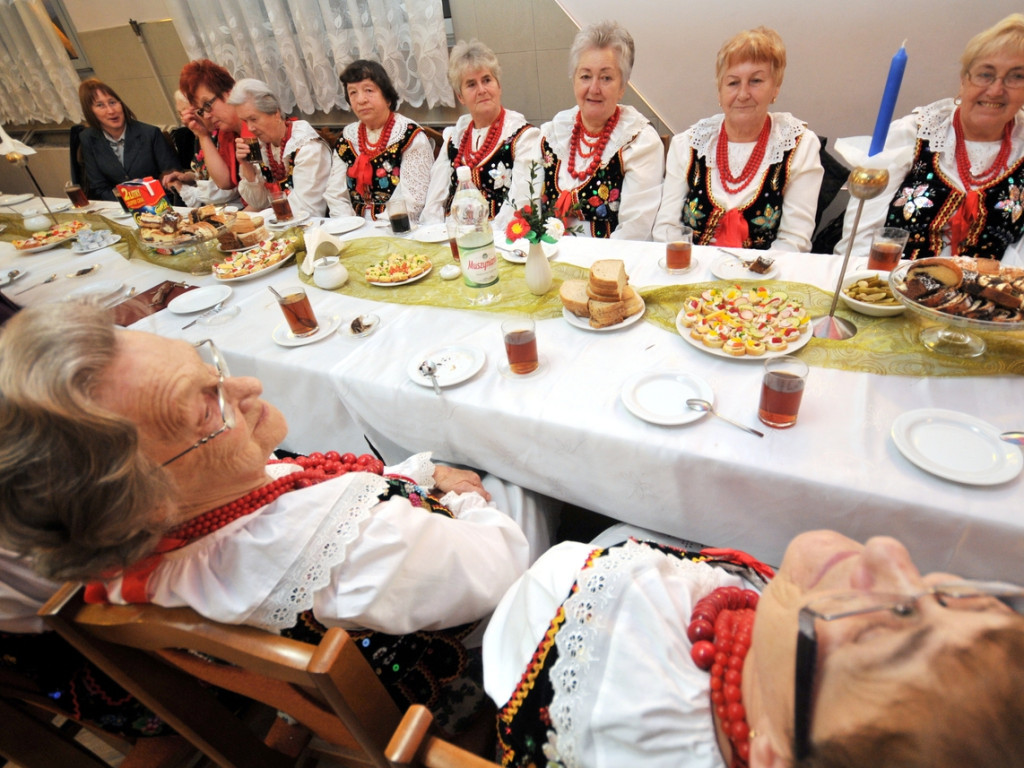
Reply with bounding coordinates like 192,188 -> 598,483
0,124 -> 37,157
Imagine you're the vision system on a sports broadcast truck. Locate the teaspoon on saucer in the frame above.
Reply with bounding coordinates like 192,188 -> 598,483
686,398 -> 764,438
1001,432 -> 1024,445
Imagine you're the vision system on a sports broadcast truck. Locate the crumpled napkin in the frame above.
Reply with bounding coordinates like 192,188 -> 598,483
300,227 -> 348,274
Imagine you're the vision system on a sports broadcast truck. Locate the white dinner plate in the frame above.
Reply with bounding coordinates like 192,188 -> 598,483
320,216 -> 367,236
710,252 -> 779,281
267,211 -> 311,229
14,234 -> 78,254
167,284 -> 233,314
407,345 -> 485,388
340,313 -> 380,338
0,193 -> 33,206
498,241 -> 558,264
410,223 -> 448,243
676,308 -> 812,360
562,298 -> 646,332
621,370 -> 715,426
72,234 -> 121,254
104,208 -> 135,220
0,269 -> 26,288
65,280 -> 124,301
891,409 -> 1023,486
368,265 -> 432,287
21,202 -> 71,215
272,315 -> 342,346
213,251 -> 296,282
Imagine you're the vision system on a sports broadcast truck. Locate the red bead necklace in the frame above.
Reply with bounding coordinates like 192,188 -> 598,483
568,106 -> 620,180
455,108 -> 506,168
689,586 -> 759,768
717,117 -> 771,195
358,111 -> 397,159
265,120 -> 294,183
162,452 -> 385,547
953,107 -> 1012,188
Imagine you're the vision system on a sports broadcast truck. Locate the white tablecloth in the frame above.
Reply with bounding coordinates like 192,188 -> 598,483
3,204 -> 1022,581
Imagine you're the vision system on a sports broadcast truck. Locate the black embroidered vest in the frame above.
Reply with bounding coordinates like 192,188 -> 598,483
682,140 -> 798,250
540,137 -> 626,238
443,123 -> 533,218
882,138 -> 1024,261
336,124 -> 421,217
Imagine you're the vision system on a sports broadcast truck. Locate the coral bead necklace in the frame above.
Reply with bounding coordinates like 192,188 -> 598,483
454,108 -> 506,168
953,107 -> 1012,188
265,120 -> 294,183
358,111 -> 397,158
568,106 -> 620,180
689,586 -> 759,768
717,117 -> 771,195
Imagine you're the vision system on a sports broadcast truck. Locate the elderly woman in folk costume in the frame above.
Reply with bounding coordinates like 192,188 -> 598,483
653,27 -> 823,251
836,14 -> 1024,264
538,20 -> 664,240
422,40 -> 541,233
325,60 -> 434,223
229,78 -> 334,218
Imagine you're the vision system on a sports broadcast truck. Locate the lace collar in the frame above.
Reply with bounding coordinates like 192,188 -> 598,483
283,119 -> 326,155
688,112 -> 806,166
452,109 -> 528,145
342,112 -> 416,151
914,97 -> 1024,151
544,105 -> 652,160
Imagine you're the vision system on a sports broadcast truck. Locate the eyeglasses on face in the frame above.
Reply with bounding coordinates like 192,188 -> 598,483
195,95 -> 221,117
161,339 -> 236,467
792,580 -> 1024,761
966,69 -> 1024,89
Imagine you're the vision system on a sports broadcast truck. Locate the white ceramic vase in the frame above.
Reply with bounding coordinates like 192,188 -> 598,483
524,241 -> 552,295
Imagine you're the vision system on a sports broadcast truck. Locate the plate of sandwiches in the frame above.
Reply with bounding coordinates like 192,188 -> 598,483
559,259 -> 645,331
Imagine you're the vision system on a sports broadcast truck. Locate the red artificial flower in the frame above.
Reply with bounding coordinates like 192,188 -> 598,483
506,216 -> 531,240
522,204 -> 533,215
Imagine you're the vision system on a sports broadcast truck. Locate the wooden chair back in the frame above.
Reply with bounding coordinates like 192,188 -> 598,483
386,705 -> 499,768
420,125 -> 445,159
40,583 -> 402,768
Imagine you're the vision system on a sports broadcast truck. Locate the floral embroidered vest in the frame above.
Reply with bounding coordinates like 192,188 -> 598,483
540,138 -> 625,238
682,142 -> 798,250
883,139 -> 1024,261
443,124 -> 533,218
496,542 -> 773,768
336,124 -> 421,217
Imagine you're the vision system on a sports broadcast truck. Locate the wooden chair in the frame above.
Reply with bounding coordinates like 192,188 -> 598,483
420,125 -> 446,159
40,583 -> 402,768
386,705 -> 499,768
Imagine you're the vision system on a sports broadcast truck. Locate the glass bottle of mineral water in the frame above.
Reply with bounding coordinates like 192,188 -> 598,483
450,166 -> 500,305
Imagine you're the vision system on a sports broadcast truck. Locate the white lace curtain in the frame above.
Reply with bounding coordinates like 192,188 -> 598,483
0,0 -> 84,124
166,0 -> 455,116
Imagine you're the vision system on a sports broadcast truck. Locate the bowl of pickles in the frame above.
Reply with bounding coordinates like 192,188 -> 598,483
839,269 -> 906,317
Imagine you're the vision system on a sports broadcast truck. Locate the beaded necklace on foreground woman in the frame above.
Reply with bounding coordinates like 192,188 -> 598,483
231,78 -> 333,218
422,40 -> 540,233
653,27 -> 823,251
539,20 -> 664,240
326,60 -> 434,222
484,529 -> 1024,768
836,14 -> 1024,264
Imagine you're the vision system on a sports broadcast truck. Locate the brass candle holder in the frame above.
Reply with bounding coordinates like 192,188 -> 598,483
812,166 -> 889,340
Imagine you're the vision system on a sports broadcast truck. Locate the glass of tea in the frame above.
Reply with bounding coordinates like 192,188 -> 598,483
758,355 -> 808,428
388,194 -> 411,235
867,227 -> 909,271
501,317 -> 539,375
275,286 -> 319,337
665,226 -> 693,274
445,215 -> 460,263
64,180 -> 89,208
244,137 -> 261,161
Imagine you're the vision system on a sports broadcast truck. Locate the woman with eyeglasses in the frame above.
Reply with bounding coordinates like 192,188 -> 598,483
483,529 -> 1024,767
0,302 -> 556,734
167,59 -> 246,204
77,78 -> 182,202
837,14 -> 1024,263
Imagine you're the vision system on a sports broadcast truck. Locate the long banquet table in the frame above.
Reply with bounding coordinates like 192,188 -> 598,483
2,201 -> 1023,582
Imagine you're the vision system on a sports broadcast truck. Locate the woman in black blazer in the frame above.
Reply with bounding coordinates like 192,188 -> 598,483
77,79 -> 181,202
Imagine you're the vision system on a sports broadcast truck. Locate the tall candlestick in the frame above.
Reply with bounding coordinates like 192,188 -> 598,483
869,40 -> 908,156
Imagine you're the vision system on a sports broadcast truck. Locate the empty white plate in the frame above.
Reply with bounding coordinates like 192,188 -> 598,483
167,285 -> 233,314
621,370 -> 715,425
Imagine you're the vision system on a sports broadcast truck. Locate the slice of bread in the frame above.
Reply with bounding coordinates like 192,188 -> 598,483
238,226 -> 270,247
589,259 -> 627,297
560,279 -> 590,317
622,285 -> 644,318
588,298 -> 627,328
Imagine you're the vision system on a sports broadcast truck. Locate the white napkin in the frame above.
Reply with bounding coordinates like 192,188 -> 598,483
833,135 -> 914,173
300,227 -> 348,274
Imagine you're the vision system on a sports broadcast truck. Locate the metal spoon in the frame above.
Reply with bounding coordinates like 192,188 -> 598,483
3,269 -> 20,282
13,273 -> 58,295
419,360 -> 441,396
1001,432 -> 1024,445
686,398 -> 765,438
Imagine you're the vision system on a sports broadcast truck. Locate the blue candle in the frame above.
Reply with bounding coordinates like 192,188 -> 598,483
869,41 -> 908,156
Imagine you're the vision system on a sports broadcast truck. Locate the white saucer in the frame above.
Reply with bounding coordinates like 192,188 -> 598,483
340,313 -> 380,338
267,211 -> 311,229
658,255 -> 700,275
407,345 -> 485,388
0,269 -> 26,288
272,314 -> 341,346
498,355 -> 546,379
411,223 -> 449,243
320,216 -> 366,235
22,202 -> 71,215
710,252 -> 779,281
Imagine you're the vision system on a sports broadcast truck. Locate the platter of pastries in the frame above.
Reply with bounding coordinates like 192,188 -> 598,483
675,284 -> 811,359
891,257 -> 1024,326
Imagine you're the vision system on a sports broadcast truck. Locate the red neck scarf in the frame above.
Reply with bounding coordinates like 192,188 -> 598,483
349,112 -> 397,198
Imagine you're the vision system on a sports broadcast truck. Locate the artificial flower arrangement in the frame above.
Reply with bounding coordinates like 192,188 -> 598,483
504,162 -> 580,246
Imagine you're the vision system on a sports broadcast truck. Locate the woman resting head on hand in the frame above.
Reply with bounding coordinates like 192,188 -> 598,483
653,27 -> 823,251
483,529 -> 1024,767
